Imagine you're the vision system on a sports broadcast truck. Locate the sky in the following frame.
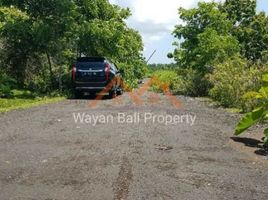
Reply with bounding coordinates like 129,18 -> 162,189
109,0 -> 268,64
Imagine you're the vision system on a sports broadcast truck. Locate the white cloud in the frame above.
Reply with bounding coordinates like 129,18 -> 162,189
110,0 -> 220,41
110,0 -> 208,25
109,0 -> 222,63
132,0 -> 194,23
149,35 -> 162,41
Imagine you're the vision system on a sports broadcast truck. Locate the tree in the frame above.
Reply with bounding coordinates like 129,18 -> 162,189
0,0 -> 145,91
74,0 -> 145,85
221,0 -> 256,25
0,7 -> 32,82
171,2 -> 239,71
236,12 -> 268,61
221,0 -> 268,61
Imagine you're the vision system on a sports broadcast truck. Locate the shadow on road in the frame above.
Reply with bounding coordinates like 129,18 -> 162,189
255,149 -> 268,156
231,136 -> 268,157
68,94 -> 111,101
230,137 -> 263,148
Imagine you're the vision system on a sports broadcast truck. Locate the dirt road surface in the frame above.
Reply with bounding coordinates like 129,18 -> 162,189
0,91 -> 268,200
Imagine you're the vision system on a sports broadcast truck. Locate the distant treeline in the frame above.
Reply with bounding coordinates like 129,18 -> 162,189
148,63 -> 178,71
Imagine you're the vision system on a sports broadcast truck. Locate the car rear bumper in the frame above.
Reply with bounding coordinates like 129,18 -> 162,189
75,86 -> 106,91
74,81 -> 110,93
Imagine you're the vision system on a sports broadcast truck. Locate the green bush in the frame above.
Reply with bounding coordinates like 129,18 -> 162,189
117,62 -> 147,90
209,56 -> 263,110
29,74 -> 52,94
235,73 -> 268,148
0,73 -> 17,98
151,70 -> 182,93
177,68 -> 212,96
24,63 -> 72,95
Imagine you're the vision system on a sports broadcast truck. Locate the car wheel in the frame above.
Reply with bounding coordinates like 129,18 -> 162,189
109,89 -> 117,99
117,87 -> 124,95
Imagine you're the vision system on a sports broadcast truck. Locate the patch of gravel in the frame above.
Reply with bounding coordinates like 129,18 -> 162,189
0,92 -> 267,200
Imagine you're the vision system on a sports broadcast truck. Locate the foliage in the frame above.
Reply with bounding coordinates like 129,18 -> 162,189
221,0 -> 268,61
169,1 -> 268,98
117,61 -> 146,90
0,72 -> 17,97
235,73 -> 268,147
177,68 -> 212,96
240,12 -> 268,61
151,70 -> 182,93
0,95 -> 64,112
147,63 -> 178,78
221,0 -> 256,25
172,2 -> 239,71
209,56 -> 263,110
0,0 -> 145,94
0,6 -> 32,83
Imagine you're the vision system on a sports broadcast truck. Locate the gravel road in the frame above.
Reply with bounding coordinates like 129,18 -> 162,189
0,91 -> 268,200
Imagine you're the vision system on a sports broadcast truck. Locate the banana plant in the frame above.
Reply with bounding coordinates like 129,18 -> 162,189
235,73 -> 268,147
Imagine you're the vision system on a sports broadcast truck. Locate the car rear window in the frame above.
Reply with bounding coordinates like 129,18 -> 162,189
76,62 -> 105,70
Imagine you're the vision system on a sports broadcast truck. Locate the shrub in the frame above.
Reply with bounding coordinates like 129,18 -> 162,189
151,70 -> 182,93
177,68 -> 212,96
209,56 -> 263,110
117,62 -> 147,90
0,73 -> 17,98
235,73 -> 268,148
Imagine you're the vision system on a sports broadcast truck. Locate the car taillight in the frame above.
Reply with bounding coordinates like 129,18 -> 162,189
105,63 -> 110,81
72,64 -> 77,81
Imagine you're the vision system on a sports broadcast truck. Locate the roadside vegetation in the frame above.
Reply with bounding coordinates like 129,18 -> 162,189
235,73 -> 268,147
149,0 -> 268,114
150,69 -> 181,93
0,0 -> 146,104
146,0 -> 268,149
0,0 -> 146,111
0,88 -> 64,112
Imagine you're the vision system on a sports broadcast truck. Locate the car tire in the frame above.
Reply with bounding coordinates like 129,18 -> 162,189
117,87 -> 124,95
109,89 -> 117,99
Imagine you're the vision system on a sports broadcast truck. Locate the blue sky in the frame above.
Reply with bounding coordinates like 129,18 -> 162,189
109,0 -> 268,64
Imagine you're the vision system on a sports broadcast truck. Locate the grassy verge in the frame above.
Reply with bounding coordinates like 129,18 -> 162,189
0,95 -> 65,113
